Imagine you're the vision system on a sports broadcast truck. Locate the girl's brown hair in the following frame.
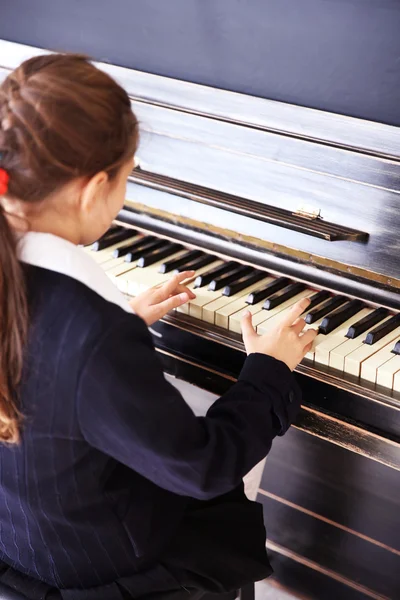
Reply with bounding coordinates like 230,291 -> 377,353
0,53 -> 139,443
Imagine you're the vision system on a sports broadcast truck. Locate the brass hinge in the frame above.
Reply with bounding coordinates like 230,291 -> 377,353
294,204 -> 322,220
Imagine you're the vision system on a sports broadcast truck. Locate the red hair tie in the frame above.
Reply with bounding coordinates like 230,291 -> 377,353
0,168 -> 9,196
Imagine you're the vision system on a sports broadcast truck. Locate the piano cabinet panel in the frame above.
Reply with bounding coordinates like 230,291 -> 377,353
259,494 -> 400,600
260,428 -> 400,555
267,549 -> 384,600
298,370 -> 400,441
259,428 -> 400,600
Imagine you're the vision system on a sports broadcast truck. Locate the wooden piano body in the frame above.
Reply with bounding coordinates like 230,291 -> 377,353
1,3 -> 400,597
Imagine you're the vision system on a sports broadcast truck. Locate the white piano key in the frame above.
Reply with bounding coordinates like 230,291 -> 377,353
188,272 -> 226,319
229,288 -> 312,335
328,315 -> 393,371
215,277 -> 274,329
344,325 -> 400,377
123,251 -> 187,296
106,261 -> 138,291
229,298 -> 267,334
202,278 -> 271,325
255,289 -> 313,335
314,308 -> 372,366
176,261 -> 222,315
360,341 -> 399,384
304,316 -> 331,361
376,354 -> 400,389
392,369 -> 400,393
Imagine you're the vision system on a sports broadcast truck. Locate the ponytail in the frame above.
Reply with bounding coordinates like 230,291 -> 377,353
0,205 -> 26,444
0,53 -> 139,444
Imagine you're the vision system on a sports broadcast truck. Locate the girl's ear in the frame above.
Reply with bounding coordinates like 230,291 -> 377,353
79,171 -> 109,215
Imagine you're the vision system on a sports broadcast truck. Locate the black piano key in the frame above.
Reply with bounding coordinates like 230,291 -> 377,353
223,270 -> 267,297
263,282 -> 306,310
305,296 -> 347,324
91,228 -> 135,251
319,300 -> 364,335
194,261 -> 238,288
173,253 -> 217,274
113,235 -> 156,258
125,238 -> 166,263
303,290 -> 331,313
159,250 -> 203,274
137,242 -> 183,268
364,313 -> 400,345
208,265 -> 253,292
246,277 -> 290,305
92,225 -> 119,248
392,340 -> 400,355
346,307 -> 389,339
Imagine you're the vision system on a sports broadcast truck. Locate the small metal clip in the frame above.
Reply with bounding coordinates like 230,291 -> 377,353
294,204 -> 322,220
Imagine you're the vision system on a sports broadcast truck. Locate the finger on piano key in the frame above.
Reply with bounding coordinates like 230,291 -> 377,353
360,339 -> 400,384
364,313 -> 400,345
113,235 -> 158,258
159,250 -> 203,274
254,289 -> 313,334
345,307 -> 389,339
202,278 -> 271,325
229,298 -> 266,334
313,308 -> 372,365
304,315 -> 332,361
216,277 -> 274,328
263,282 -> 306,310
86,233 -> 141,264
173,253 -> 217,274
91,227 -> 137,251
299,292 -> 334,359
223,270 -> 267,297
194,261 -> 238,288
305,295 -> 347,324
376,355 -> 400,389
229,288 -> 312,335
138,242 -> 183,268
208,265 -> 253,292
176,261 -> 224,315
345,324 -> 400,377
123,249 -> 191,296
246,277 -> 290,305
328,315 -> 393,371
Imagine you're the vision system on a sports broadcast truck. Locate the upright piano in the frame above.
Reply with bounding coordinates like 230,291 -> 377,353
1,2 -> 400,598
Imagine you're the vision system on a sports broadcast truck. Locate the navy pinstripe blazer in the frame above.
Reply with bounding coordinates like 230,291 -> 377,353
0,233 -> 301,594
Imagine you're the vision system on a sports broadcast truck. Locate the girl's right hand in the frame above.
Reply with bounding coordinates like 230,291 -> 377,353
241,297 -> 317,371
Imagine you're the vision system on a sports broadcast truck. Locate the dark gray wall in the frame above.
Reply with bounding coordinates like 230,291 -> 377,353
1,0 -> 399,125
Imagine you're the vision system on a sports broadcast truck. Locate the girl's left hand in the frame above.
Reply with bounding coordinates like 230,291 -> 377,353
129,271 -> 196,325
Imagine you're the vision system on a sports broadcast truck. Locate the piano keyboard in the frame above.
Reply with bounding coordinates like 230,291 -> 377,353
86,227 -> 400,393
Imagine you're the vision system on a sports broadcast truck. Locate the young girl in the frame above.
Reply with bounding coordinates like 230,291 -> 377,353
0,54 -> 316,600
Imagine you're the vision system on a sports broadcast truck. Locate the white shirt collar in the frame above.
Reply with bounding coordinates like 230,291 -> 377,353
19,232 -> 133,314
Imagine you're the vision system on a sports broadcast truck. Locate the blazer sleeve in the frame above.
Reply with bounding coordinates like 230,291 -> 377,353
77,313 -> 301,500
